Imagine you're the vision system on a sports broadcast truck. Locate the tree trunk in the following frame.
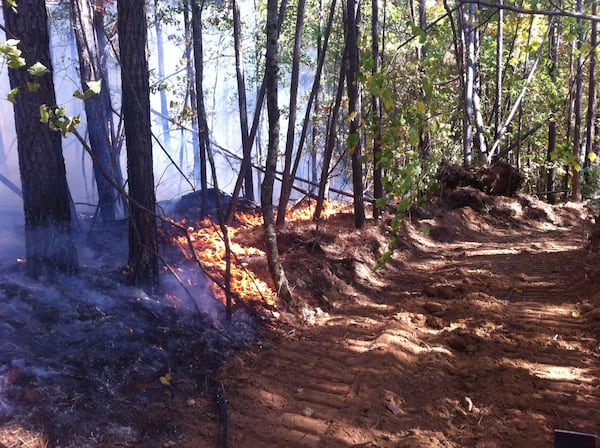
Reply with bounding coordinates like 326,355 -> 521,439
71,0 -> 119,223
584,0 -> 597,197
546,13 -> 559,203
117,0 -> 159,290
263,0 -> 294,304
416,0 -> 431,161
191,0 -> 209,212
494,0 -> 503,140
459,3 -> 474,166
183,2 -> 202,189
154,0 -> 172,151
314,48 -> 347,222
276,0 -> 307,227
2,0 -> 78,278
572,0 -> 584,202
94,5 -> 124,207
372,0 -> 383,219
232,0 -> 255,202
226,0 -> 288,224
345,0 -> 366,229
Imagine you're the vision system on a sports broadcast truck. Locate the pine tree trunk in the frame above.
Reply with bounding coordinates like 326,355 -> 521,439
232,0 -> 255,202
584,0 -> 597,196
191,0 -> 209,211
154,0 -> 171,151
3,0 -> 78,278
372,0 -> 383,219
572,0 -> 584,202
117,0 -> 159,290
71,0 -> 119,223
345,0 -> 366,228
315,49 -> 347,222
277,0 -> 307,227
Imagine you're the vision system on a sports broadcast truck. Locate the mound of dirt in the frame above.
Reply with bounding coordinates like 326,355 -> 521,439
437,161 -> 523,197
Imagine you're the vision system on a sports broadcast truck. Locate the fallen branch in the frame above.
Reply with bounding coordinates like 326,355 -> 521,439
0,171 -> 22,197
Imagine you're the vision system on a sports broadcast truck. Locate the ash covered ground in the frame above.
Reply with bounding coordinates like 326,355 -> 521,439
0,218 -> 256,447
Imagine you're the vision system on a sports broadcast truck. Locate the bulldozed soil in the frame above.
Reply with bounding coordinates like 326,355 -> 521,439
220,191 -> 600,447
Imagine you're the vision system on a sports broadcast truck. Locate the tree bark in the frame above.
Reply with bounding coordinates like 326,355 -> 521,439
345,0 -> 366,229
71,0 -> 119,223
547,15 -> 559,203
191,0 -> 209,212
372,0 -> 383,218
494,0 -> 503,140
459,3 -> 474,166
2,0 -> 78,278
314,48 -> 347,222
93,5 -> 124,204
154,0 -> 172,151
572,0 -> 584,202
584,0 -> 598,196
276,0 -> 307,227
183,2 -> 202,189
117,0 -> 159,289
415,0 -> 432,160
263,0 -> 294,304
232,0 -> 255,202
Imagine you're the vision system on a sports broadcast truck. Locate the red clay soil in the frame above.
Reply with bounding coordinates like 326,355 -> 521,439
219,192 -> 600,448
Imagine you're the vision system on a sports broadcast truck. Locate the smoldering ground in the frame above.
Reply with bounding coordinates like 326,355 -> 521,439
0,212 -> 256,447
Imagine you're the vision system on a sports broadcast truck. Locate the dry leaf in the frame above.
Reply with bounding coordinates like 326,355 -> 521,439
160,369 -> 172,386
384,390 -> 402,415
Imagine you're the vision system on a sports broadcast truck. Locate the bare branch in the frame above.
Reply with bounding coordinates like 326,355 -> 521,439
459,0 -> 600,22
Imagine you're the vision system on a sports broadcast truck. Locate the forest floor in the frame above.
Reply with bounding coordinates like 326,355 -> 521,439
1,189 -> 600,447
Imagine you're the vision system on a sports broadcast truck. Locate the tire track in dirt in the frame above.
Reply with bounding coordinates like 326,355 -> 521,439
221,211 -> 600,447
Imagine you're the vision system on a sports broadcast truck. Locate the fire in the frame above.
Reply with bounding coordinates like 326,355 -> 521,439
173,215 -> 275,306
170,200 -> 347,308
285,199 -> 350,222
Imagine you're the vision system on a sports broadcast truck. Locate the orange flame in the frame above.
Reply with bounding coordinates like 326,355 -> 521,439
171,200 -> 347,307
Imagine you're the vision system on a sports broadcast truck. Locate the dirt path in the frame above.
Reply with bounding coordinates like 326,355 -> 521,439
221,199 -> 600,447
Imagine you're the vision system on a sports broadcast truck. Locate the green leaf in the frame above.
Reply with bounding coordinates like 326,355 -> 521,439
588,152 -> 597,162
408,127 -> 420,146
86,79 -> 102,95
39,105 -> 51,124
347,133 -> 359,154
73,89 -> 87,100
7,87 -> 19,104
0,39 -> 26,69
382,88 -> 394,111
27,62 -> 49,76
27,81 -> 40,92
74,79 -> 103,100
